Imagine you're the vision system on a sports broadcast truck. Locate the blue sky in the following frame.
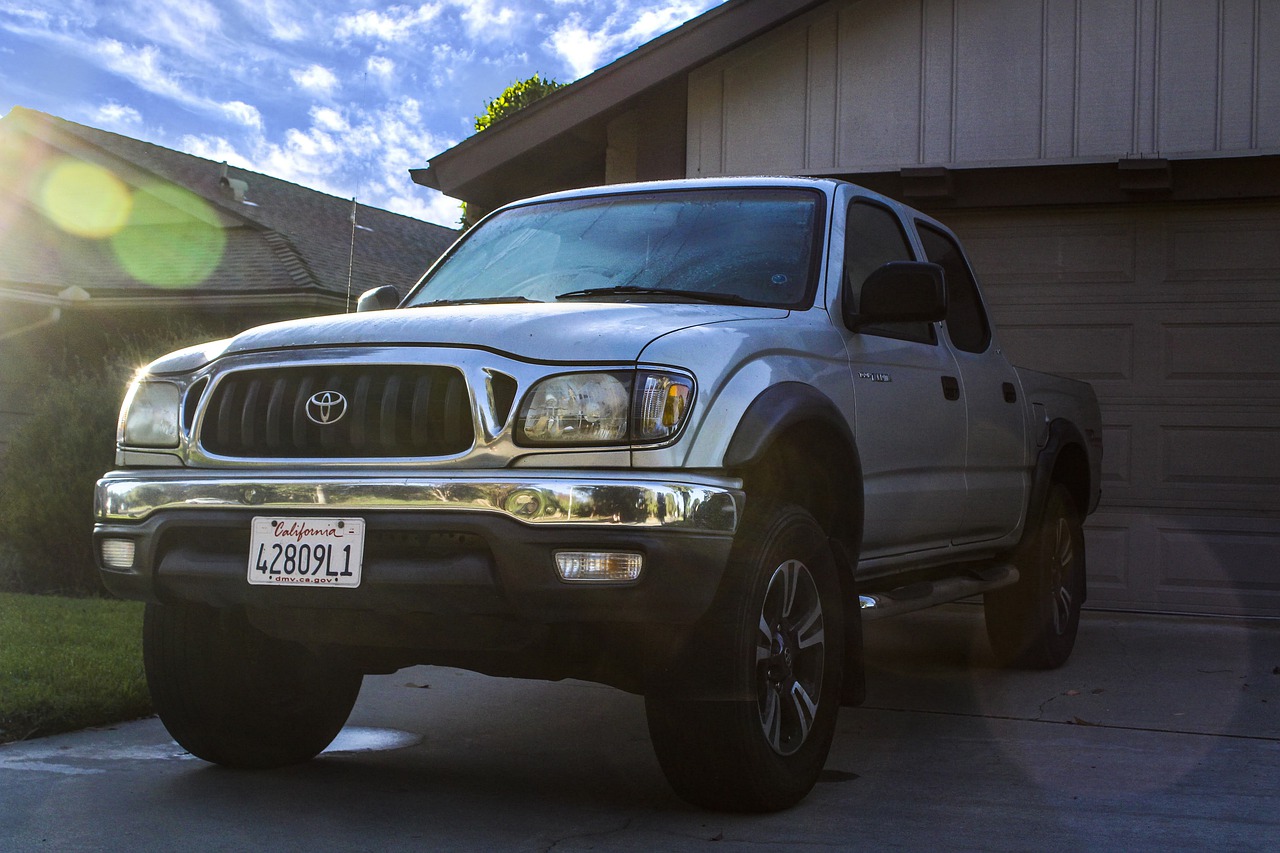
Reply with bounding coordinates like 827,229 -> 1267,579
0,1 -> 724,228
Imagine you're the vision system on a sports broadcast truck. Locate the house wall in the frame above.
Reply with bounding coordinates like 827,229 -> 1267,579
687,0 -> 1280,178
607,77 -> 690,185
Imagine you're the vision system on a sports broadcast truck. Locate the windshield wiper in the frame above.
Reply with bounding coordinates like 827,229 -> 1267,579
555,285 -> 753,305
419,296 -> 540,307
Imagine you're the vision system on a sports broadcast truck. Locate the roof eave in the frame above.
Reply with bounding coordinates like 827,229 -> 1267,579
415,0 -> 829,201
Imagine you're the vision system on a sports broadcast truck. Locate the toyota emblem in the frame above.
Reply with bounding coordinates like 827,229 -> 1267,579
306,390 -> 348,425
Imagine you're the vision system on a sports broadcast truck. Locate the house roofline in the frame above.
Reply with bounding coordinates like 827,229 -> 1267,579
413,0 -> 828,201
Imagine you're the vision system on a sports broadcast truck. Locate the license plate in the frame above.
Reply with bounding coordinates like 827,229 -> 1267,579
248,517 -> 365,588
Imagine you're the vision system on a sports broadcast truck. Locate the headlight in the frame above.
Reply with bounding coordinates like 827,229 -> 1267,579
118,379 -> 182,448
516,370 -> 694,446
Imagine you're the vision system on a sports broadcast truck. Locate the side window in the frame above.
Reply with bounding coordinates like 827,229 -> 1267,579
917,223 -> 991,353
844,200 -> 935,344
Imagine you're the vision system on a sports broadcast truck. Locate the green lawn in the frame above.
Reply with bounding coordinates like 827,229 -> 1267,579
0,592 -> 151,744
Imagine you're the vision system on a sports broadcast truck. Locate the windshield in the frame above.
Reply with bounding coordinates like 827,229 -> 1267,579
405,188 -> 824,309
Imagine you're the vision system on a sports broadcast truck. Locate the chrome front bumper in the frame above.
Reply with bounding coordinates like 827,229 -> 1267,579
94,471 -> 742,533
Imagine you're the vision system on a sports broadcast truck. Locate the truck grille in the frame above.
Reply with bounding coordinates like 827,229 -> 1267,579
200,366 -> 473,458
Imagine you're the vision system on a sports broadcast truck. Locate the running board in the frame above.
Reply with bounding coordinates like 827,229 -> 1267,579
858,564 -> 1019,622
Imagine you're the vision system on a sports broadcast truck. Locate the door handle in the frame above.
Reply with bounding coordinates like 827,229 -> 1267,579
1002,382 -> 1018,403
941,376 -> 960,401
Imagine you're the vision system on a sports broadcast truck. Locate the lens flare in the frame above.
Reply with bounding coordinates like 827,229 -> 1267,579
110,183 -> 226,288
38,160 -> 133,238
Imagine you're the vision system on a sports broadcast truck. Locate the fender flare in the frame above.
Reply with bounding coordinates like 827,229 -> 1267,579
724,382 -> 857,469
723,382 -> 863,546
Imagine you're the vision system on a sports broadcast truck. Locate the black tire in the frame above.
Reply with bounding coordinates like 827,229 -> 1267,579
985,483 -> 1085,669
645,505 -> 844,812
143,602 -> 363,769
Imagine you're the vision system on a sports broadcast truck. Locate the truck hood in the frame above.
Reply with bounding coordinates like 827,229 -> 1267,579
216,302 -> 788,364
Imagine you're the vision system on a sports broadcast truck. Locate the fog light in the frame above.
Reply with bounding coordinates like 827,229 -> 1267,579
555,551 -> 643,583
101,539 -> 136,570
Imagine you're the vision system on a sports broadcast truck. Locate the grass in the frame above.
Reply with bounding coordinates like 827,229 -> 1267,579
0,592 -> 151,744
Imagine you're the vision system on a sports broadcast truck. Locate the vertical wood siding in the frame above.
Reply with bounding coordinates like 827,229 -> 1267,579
688,0 -> 1280,177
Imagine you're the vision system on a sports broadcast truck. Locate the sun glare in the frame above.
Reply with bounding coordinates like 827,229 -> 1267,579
38,160 -> 133,238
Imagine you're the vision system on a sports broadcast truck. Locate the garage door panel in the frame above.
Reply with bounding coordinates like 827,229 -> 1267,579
1155,520 -> 1280,614
997,321 -> 1134,381
1165,216 -> 1280,283
960,217 -> 1138,288
1101,424 -> 1132,488
1159,414 -> 1280,510
947,201 -> 1280,616
1162,320 -> 1280,382
1079,520 -> 1133,596
1088,511 -> 1280,616
993,305 -> 1280,404
1159,525 -> 1280,593
1098,405 -> 1280,512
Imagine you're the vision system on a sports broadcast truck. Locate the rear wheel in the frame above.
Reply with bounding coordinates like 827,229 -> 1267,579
645,505 -> 844,812
143,602 -> 363,768
985,483 -> 1085,669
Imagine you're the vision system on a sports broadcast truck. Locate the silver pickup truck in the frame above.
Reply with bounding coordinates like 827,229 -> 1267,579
95,177 -> 1101,812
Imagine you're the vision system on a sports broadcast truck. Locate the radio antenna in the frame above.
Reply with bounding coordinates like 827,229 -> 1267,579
346,197 -> 357,312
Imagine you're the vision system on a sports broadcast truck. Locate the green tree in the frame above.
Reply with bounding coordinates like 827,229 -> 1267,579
461,73 -> 567,227
473,72 -> 565,133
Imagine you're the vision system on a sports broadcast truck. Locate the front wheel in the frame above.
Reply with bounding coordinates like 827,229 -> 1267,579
645,505 -> 844,812
985,483 -> 1085,669
143,603 -> 363,768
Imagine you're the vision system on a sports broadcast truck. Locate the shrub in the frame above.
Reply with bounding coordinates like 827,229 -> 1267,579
0,324 -> 228,595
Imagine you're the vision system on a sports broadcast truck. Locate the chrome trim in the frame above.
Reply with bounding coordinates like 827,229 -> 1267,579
95,473 -> 741,533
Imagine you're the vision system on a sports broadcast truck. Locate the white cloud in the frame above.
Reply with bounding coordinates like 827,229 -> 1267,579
125,0 -> 225,63
623,1 -> 712,43
336,4 -> 443,43
547,1 -> 718,80
1,7 -> 53,27
366,55 -> 396,82
92,100 -> 142,129
452,0 -> 517,41
546,16 -> 604,80
381,188 -> 463,229
220,100 -> 263,129
176,96 -> 456,225
89,38 -> 263,129
311,106 -> 348,132
291,63 -> 339,96
253,0 -> 307,42
96,39 -> 185,100
179,133 -> 252,169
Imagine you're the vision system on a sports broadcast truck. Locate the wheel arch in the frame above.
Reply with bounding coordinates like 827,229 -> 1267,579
724,382 -> 863,556
723,382 -> 867,707
1023,418 -> 1094,602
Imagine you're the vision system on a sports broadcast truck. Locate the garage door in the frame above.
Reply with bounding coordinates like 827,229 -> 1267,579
946,201 -> 1280,617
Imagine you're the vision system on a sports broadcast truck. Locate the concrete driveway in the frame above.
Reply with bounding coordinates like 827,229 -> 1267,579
2,606 -> 1277,851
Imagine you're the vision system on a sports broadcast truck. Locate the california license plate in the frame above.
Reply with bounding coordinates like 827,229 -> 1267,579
248,517 -> 365,588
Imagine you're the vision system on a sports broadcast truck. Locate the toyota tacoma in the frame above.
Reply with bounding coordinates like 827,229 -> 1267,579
95,177 -> 1102,811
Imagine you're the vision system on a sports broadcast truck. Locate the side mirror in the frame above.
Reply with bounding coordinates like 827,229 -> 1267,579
356,285 -> 401,313
844,261 -> 947,329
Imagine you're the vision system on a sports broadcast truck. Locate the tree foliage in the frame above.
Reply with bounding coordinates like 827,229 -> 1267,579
473,73 -> 566,133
